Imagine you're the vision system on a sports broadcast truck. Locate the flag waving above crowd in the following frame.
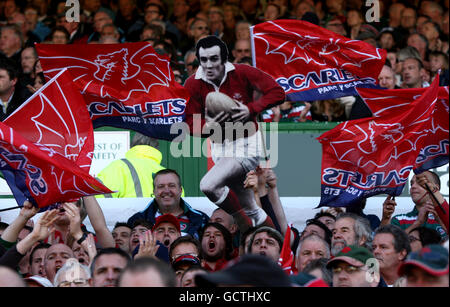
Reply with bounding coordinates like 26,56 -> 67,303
317,76 -> 447,208
356,85 -> 449,173
250,20 -> 387,101
36,42 -> 190,141
0,70 -> 112,208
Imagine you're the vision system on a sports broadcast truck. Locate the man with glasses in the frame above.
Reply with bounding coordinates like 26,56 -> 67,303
326,245 -> 379,287
53,258 -> 91,287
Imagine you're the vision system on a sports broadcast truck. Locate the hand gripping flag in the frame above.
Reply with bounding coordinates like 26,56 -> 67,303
0,69 -> 112,208
356,86 -> 449,173
36,42 -> 190,141
317,76 -> 445,208
251,20 -> 386,101
278,225 -> 297,275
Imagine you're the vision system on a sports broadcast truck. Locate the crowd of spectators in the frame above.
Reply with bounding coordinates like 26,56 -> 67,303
0,0 -> 449,288
0,166 -> 448,287
1,0 -> 449,121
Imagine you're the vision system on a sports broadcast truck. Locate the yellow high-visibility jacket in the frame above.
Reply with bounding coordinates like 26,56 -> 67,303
96,145 -> 165,198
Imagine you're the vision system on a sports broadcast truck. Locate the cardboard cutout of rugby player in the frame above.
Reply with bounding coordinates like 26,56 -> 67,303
184,36 -> 285,231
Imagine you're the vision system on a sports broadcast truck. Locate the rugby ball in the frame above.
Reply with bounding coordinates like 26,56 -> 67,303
205,92 -> 238,117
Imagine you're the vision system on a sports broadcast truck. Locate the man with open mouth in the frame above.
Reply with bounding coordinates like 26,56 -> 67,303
200,223 -> 233,272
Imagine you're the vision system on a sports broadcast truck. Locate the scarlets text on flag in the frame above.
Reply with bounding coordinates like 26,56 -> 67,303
317,76 -> 446,208
0,69 -> 112,208
36,42 -> 190,140
250,20 -> 386,101
356,86 -> 449,173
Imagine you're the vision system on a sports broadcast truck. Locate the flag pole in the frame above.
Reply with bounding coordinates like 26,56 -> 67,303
0,206 -> 20,213
424,184 -> 446,214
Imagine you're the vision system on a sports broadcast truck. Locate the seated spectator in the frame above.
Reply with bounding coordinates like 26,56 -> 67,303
48,26 -> 70,44
28,242 -> 51,278
377,62 -> 398,89
90,247 -> 131,287
0,24 -> 23,66
295,234 -> 330,272
346,9 -> 364,40
302,257 -> 333,286
172,253 -> 202,286
398,244 -> 449,287
267,0 -> 290,19
406,33 -> 428,62
53,258 -> 91,287
239,0 -> 263,24
88,9 -> 123,43
200,222 -> 233,272
325,16 -> 347,37
378,28 -> 396,50
346,197 -> 382,231
408,226 -> 442,252
195,254 -> 292,286
300,219 -> 332,246
331,212 -> 372,256
152,214 -> 181,249
44,243 -> 75,285
180,265 -> 208,287
390,170 -> 448,240
419,21 -> 442,52
210,208 -> 239,257
372,225 -> 411,286
234,20 -> 251,41
239,226 -> 258,256
169,235 -> 201,264
99,23 -> 121,43
118,257 -> 176,287
8,12 -> 41,48
401,57 -> 426,88
326,245 -> 379,287
112,222 -> 132,253
429,51 -> 448,80
263,2 -> 281,22
140,23 -> 163,44
231,38 -> 251,63
129,219 -> 153,256
293,0 -> 316,20
127,169 -> 209,240
248,226 -> 283,263
313,211 -> 336,232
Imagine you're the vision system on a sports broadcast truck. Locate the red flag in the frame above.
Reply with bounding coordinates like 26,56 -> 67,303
251,20 -> 386,101
278,225 -> 297,275
5,69 -> 93,173
317,77 -> 444,207
36,42 -> 190,140
0,121 -> 112,208
356,86 -> 449,173
0,70 -> 112,208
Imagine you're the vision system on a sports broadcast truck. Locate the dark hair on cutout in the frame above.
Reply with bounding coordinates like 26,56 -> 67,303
195,35 -> 229,64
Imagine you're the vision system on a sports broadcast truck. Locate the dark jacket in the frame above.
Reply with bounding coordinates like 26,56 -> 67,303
127,198 -> 209,240
0,87 -> 31,121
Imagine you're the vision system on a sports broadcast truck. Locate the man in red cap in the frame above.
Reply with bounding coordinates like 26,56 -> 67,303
398,244 -> 449,287
152,214 -> 181,248
326,245 -> 379,287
